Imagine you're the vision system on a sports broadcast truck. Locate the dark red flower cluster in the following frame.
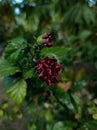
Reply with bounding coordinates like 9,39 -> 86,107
36,56 -> 62,85
42,33 -> 53,47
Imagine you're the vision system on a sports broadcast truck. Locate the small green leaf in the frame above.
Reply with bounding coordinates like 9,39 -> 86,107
46,125 -> 52,130
37,35 -> 44,45
5,37 -> 26,54
92,113 -> 97,120
0,60 -> 20,76
60,92 -> 75,112
5,37 -> 27,62
53,122 -> 72,130
45,111 -> 53,122
55,86 -> 75,112
23,68 -> 36,79
6,49 -> 24,62
7,79 -> 27,105
71,93 -> 80,105
41,47 -> 69,60
71,80 -> 87,92
79,30 -> 92,39
83,6 -> 95,24
53,122 -> 64,130
71,93 -> 82,115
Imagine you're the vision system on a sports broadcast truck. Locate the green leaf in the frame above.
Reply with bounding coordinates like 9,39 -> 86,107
60,93 -> 75,112
6,37 -> 27,54
55,86 -> 75,112
53,122 -> 72,130
81,120 -> 97,130
46,125 -> 52,130
71,80 -> 87,92
83,6 -> 95,24
0,60 -> 20,76
71,93 -> 80,105
65,4 -> 82,24
2,76 -> 15,92
5,37 -> 27,62
53,122 -> 65,130
7,49 -> 24,62
23,68 -> 36,79
37,35 -> 44,45
71,93 -> 82,115
41,47 -> 69,60
8,37 -> 26,48
7,79 -> 27,105
79,30 -> 92,39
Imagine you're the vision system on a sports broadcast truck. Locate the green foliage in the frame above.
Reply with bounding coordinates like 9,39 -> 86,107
83,6 -> 95,24
41,47 -> 69,61
53,86 -> 75,112
65,4 -> 95,25
0,60 -> 20,76
6,78 -> 27,105
0,0 -> 97,130
53,122 -> 66,130
81,120 -> 97,130
79,30 -> 92,39
5,37 -> 27,62
23,68 -> 36,79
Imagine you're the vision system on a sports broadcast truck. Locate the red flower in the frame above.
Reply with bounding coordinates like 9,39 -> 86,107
42,33 -> 53,47
36,56 -> 62,85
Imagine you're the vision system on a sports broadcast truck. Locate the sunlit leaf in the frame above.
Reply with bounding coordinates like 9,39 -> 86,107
53,121 -> 72,130
92,113 -> 97,120
55,86 -> 75,112
83,6 -> 95,24
41,47 -> 69,60
53,122 -> 65,130
79,30 -> 92,39
0,60 -> 20,76
5,37 -> 27,62
7,78 -> 27,105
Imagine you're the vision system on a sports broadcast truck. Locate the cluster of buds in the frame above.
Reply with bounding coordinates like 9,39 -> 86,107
37,33 -> 53,47
36,56 -> 62,85
36,33 -> 62,85
42,33 -> 53,47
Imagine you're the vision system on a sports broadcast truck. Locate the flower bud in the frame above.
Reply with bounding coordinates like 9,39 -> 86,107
37,33 -> 53,47
36,56 -> 62,85
37,35 -> 44,45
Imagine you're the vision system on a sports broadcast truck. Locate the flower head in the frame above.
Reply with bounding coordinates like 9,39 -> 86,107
36,56 -> 62,85
42,33 -> 53,47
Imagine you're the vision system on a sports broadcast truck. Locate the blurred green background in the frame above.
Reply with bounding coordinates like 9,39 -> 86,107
0,0 -> 97,130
